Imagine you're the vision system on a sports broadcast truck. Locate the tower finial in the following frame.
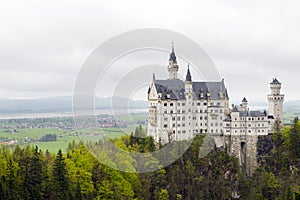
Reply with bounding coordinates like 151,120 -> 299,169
153,73 -> 155,80
172,41 -> 174,53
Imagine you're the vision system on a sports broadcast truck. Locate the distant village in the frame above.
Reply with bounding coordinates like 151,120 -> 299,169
0,114 -> 147,146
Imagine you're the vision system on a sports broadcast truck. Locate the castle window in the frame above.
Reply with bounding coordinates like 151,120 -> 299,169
258,130 -> 260,132
177,110 -> 180,113
210,103 -> 214,106
178,124 -> 180,127
177,103 -> 180,106
248,124 -> 251,127
178,131 -> 181,134
248,130 -> 251,133
205,117 -> 207,120
170,103 -> 173,106
170,110 -> 173,113
217,102 -> 221,106
182,123 -> 185,127
195,110 -> 198,113
211,123 -> 213,126
164,103 -> 167,106
164,118 -> 167,121
197,102 -> 201,106
182,110 -> 185,113
164,110 -> 167,113
204,102 -> 207,106
182,103 -> 185,106
182,130 -> 186,133
262,130 -> 264,132
173,124 -> 175,127
164,124 -> 167,128
182,117 -> 185,120
177,117 -> 180,120
192,103 -> 194,106
200,110 -> 203,113
172,117 -> 175,120
188,109 -> 191,112
200,117 -> 203,120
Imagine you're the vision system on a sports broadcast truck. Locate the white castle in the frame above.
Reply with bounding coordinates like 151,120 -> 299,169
147,45 -> 284,175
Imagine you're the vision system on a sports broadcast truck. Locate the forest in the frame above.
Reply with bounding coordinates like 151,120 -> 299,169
0,118 -> 300,199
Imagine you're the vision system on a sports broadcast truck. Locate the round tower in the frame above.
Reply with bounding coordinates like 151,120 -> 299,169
267,78 -> 284,127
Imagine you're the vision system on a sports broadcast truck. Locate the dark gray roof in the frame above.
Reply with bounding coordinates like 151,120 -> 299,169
151,79 -> 228,100
271,78 -> 281,84
169,44 -> 177,64
239,111 -> 266,117
242,97 -> 248,102
186,66 -> 192,82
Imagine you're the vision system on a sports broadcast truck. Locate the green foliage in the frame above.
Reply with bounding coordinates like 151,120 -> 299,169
0,121 -> 299,200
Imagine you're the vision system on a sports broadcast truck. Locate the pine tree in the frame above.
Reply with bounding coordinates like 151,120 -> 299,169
53,149 -> 72,200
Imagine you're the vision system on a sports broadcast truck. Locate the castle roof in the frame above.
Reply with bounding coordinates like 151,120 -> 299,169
151,79 -> 228,100
239,110 -> 266,117
242,97 -> 248,102
185,65 -> 192,82
271,78 -> 281,84
169,42 -> 177,64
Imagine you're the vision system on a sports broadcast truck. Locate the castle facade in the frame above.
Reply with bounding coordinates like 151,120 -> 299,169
147,45 -> 284,175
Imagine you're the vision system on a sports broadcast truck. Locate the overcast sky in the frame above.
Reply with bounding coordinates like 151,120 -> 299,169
0,0 -> 299,104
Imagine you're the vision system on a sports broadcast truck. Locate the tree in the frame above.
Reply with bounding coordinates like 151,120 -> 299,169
52,149 -> 72,200
290,117 -> 300,161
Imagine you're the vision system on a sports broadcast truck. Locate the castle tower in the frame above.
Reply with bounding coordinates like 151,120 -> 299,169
184,64 -> 193,94
168,43 -> 179,80
267,78 -> 284,127
240,97 -> 248,111
184,64 -> 194,139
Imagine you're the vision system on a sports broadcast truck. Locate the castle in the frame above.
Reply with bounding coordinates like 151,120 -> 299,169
147,45 -> 284,175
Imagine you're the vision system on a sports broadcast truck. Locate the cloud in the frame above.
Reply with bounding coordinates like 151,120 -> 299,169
0,0 -> 299,102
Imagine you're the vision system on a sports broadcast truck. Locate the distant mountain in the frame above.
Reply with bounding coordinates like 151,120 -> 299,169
0,96 -> 299,115
0,96 -> 148,114
284,100 -> 300,112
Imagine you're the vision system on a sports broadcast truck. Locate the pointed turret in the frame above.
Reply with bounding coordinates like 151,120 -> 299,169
169,42 -> 177,65
241,97 -> 248,111
167,42 -> 179,80
185,64 -> 192,82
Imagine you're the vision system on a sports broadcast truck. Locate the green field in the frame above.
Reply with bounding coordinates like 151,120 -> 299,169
0,124 -> 147,153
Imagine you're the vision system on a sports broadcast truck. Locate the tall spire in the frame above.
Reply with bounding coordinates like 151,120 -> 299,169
169,42 -> 177,64
185,64 -> 192,82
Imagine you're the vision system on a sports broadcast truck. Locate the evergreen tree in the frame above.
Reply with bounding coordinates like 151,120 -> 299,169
53,149 -> 72,200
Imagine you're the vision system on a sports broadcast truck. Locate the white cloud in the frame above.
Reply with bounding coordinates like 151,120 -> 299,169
0,0 -> 299,102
